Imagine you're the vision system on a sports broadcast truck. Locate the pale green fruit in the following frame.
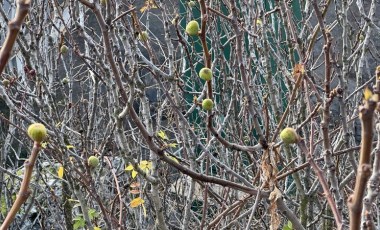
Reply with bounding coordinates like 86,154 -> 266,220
2,79 -> 10,87
60,45 -> 68,54
138,31 -> 149,41
280,127 -> 299,144
100,0 -> 107,5
186,20 -> 199,36
188,1 -> 196,7
88,156 -> 100,168
62,78 -> 69,84
199,67 -> 212,81
27,123 -> 47,142
202,99 -> 213,111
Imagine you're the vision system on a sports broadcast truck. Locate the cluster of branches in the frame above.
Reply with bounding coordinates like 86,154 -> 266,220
0,0 -> 379,229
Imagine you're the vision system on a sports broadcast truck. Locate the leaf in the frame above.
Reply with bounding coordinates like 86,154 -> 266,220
167,143 -> 177,148
94,227 -> 101,230
157,130 -> 168,140
130,197 -> 145,208
364,87 -> 373,100
282,221 -> 293,230
66,145 -> 75,150
41,142 -> 48,148
125,164 -> 134,171
57,166 -> 64,179
139,160 -> 152,171
88,208 -> 99,220
256,19 -> 262,25
131,170 -> 138,179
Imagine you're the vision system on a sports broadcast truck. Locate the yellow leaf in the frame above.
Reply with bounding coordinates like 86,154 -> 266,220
57,166 -> 64,179
94,227 -> 101,230
132,170 -> 138,179
168,143 -> 177,148
125,164 -> 134,171
139,160 -> 152,169
41,142 -> 48,148
157,130 -> 168,140
256,19 -> 262,25
364,87 -> 373,100
130,197 -> 144,208
66,145 -> 75,150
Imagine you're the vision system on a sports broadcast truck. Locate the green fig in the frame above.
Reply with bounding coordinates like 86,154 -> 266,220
280,127 -> 299,144
186,20 -> 199,36
88,156 -> 100,168
202,99 -> 213,111
199,67 -> 212,81
27,123 -> 47,142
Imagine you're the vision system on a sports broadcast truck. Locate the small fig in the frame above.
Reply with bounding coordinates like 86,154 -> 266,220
280,127 -> 299,144
186,20 -> 199,36
88,156 -> 100,168
2,79 -> 10,87
199,67 -> 212,81
62,78 -> 69,84
202,99 -> 213,111
60,45 -> 69,54
27,123 -> 47,142
188,1 -> 196,7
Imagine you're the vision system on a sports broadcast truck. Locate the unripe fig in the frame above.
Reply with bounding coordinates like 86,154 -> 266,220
27,123 -> 47,142
2,79 -> 10,87
202,99 -> 213,111
62,78 -> 69,84
199,67 -> 212,81
188,1 -> 196,7
280,127 -> 299,144
186,20 -> 199,36
88,156 -> 100,168
138,31 -> 149,41
60,45 -> 69,54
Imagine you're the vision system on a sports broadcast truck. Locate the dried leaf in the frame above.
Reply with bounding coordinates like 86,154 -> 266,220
130,189 -> 140,194
57,166 -> 64,179
140,0 -> 158,13
130,197 -> 144,208
364,87 -> 373,101
269,187 -> 281,230
130,182 -> 140,188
